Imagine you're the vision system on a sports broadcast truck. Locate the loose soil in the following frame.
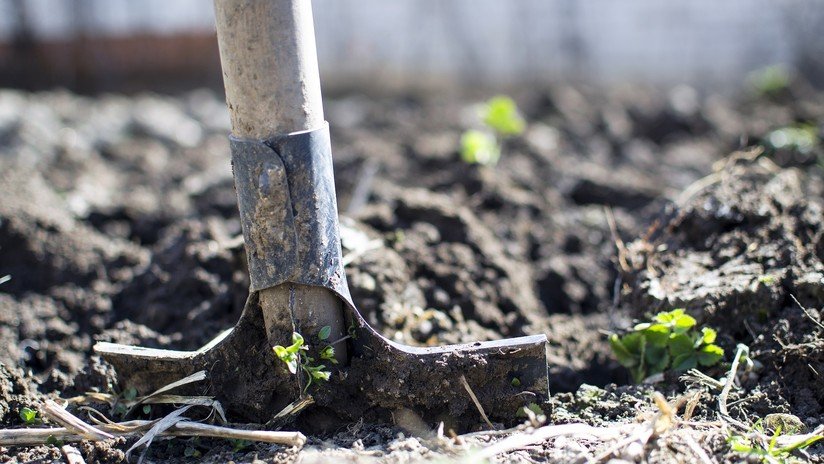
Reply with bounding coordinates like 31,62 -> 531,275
0,81 -> 822,462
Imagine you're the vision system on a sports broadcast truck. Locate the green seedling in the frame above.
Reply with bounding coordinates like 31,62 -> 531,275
729,423 -> 822,463
758,275 -> 777,286
273,332 -> 306,375
609,309 -> 724,383
482,96 -> 526,136
461,130 -> 500,166
764,124 -> 819,155
19,407 -> 37,425
748,65 -> 791,98
230,438 -> 252,452
273,327 -> 337,395
124,387 -> 138,401
516,402 -> 543,418
112,386 -> 139,418
183,445 -> 202,458
461,95 -> 525,166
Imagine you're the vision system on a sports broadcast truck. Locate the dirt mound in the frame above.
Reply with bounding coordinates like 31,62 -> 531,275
622,154 -> 824,419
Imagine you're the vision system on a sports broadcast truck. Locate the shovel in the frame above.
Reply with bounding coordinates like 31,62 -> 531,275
95,0 -> 548,428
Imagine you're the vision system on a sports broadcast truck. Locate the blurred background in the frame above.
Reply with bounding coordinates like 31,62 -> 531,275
2,0 -> 824,94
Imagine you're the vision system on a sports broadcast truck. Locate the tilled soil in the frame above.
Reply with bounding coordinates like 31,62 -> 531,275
0,82 -> 822,462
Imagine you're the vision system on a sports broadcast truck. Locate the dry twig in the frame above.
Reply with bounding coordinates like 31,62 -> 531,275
42,400 -> 114,441
718,344 -> 749,430
127,405 -> 195,463
473,422 -> 625,461
0,420 -> 306,448
459,375 -> 494,430
682,432 -> 715,464
604,206 -> 630,272
790,294 -> 824,331
60,445 -> 86,464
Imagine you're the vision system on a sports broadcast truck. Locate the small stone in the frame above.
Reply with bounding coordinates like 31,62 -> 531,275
621,441 -> 644,460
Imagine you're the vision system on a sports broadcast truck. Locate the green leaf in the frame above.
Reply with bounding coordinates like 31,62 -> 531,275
697,344 -> 724,366
286,332 -> 305,354
668,333 -> 695,357
284,357 -> 298,374
516,403 -> 543,417
142,405 -> 152,415
460,130 -> 500,166
729,435 -> 753,453
273,345 -> 289,360
766,124 -> 819,154
645,346 -> 670,374
609,334 -> 638,368
701,327 -> 717,344
641,324 -> 671,347
672,352 -> 697,371
481,96 -> 525,136
630,366 -> 646,384
511,377 -> 521,387
19,407 -> 37,425
124,387 -> 138,402
620,332 -> 644,354
769,426 -> 781,452
231,439 -> 251,452
318,326 -> 332,341
274,345 -> 299,374
308,366 -> 331,382
320,345 -> 335,360
654,309 -> 683,324
672,313 -> 697,334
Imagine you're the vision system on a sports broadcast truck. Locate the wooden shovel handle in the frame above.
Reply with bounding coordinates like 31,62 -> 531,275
214,0 -> 346,363
214,0 -> 324,138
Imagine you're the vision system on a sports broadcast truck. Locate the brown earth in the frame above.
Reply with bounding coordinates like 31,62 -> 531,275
0,81 -> 822,462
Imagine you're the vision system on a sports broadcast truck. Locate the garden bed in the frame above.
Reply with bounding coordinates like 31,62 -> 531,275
0,82 -> 822,462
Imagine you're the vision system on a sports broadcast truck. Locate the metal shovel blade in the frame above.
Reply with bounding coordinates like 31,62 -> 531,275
95,124 -> 548,426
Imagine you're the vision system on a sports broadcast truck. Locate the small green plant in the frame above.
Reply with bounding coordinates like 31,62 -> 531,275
748,65 -> 791,98
764,124 -> 819,155
729,423 -> 822,463
482,96 -> 526,136
273,332 -> 305,375
19,407 -> 37,425
230,438 -> 252,452
460,96 -> 525,166
111,386 -> 139,418
515,402 -> 544,420
123,387 -> 138,402
758,275 -> 777,286
183,445 -> 202,458
273,328 -> 337,395
460,130 -> 500,166
609,309 -> 724,383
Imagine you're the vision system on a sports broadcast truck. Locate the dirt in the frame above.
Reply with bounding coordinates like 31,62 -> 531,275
0,81 -> 822,462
